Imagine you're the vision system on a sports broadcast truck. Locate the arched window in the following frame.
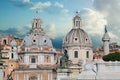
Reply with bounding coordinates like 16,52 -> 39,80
36,23 -> 37,27
44,55 -> 50,63
11,53 -> 14,59
86,51 -> 89,58
74,51 -> 78,58
3,40 -> 7,45
76,21 -> 80,27
31,57 -> 36,63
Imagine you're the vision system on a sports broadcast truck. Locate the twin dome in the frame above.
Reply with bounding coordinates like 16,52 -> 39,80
10,13 -> 92,50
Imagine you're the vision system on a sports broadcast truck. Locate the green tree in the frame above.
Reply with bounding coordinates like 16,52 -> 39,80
103,52 -> 120,61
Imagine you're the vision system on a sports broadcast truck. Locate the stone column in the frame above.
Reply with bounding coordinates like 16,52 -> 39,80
24,72 -> 28,80
14,72 -> 17,80
16,72 -> 19,80
38,73 -> 41,80
41,73 -> 43,80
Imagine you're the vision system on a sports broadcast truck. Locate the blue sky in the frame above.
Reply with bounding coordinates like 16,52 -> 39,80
0,0 -> 92,29
0,0 -> 120,49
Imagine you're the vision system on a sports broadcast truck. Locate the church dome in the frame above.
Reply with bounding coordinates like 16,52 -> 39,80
22,34 -> 53,48
63,28 -> 92,48
63,12 -> 92,48
21,16 -> 53,48
10,40 -> 17,47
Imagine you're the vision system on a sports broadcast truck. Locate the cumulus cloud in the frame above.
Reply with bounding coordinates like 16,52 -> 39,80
30,1 -> 51,11
80,8 -> 107,35
93,0 -> 120,44
61,9 -> 69,14
44,24 -> 57,39
78,8 -> 107,47
54,2 -> 64,8
0,26 -> 29,38
54,2 -> 69,14
10,0 -> 31,7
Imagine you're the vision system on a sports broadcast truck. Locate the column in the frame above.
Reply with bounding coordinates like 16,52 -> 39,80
40,55 -> 43,64
24,73 -> 28,80
38,73 -> 41,80
38,55 -> 40,64
49,72 -> 52,80
41,73 -> 43,80
14,72 -> 17,80
17,73 -> 19,80
51,73 -> 52,80
26,73 -> 28,80
51,55 -> 54,64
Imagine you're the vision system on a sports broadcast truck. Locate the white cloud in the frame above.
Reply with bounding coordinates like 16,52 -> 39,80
10,0 -> 31,6
30,1 -> 51,10
45,24 -> 57,39
54,2 -> 69,14
23,0 -> 30,3
54,2 -> 64,8
61,9 -> 69,14
80,8 -> 107,35
93,0 -> 120,44
109,32 -> 119,40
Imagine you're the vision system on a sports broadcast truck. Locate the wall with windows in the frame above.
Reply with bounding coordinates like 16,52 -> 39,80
66,47 -> 93,64
19,53 -> 56,66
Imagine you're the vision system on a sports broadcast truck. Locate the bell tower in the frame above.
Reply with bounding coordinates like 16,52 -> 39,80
9,40 -> 18,61
8,39 -> 18,76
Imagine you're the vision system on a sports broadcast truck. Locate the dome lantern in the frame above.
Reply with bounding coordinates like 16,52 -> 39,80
73,11 -> 82,29
31,11 -> 43,34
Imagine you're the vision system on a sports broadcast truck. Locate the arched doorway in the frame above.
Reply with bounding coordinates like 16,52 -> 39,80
29,76 -> 37,80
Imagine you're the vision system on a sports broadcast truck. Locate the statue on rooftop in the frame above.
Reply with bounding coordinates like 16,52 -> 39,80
60,50 -> 69,69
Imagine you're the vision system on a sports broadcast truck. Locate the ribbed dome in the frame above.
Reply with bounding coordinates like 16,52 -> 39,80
21,34 -> 53,48
62,12 -> 92,48
62,28 -> 92,48
21,16 -> 53,48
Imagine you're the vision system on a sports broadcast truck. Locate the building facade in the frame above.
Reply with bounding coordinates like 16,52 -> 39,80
61,12 -> 93,78
6,15 -> 59,80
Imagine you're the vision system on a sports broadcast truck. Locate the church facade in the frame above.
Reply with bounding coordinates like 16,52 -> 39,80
6,15 -> 59,80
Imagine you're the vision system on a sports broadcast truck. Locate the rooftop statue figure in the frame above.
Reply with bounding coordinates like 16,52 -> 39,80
60,50 -> 69,69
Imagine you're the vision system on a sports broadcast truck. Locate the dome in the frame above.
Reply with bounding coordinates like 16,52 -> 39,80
10,40 -> 17,47
21,16 -> 53,48
63,28 -> 92,48
21,34 -> 53,48
62,13 -> 92,48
